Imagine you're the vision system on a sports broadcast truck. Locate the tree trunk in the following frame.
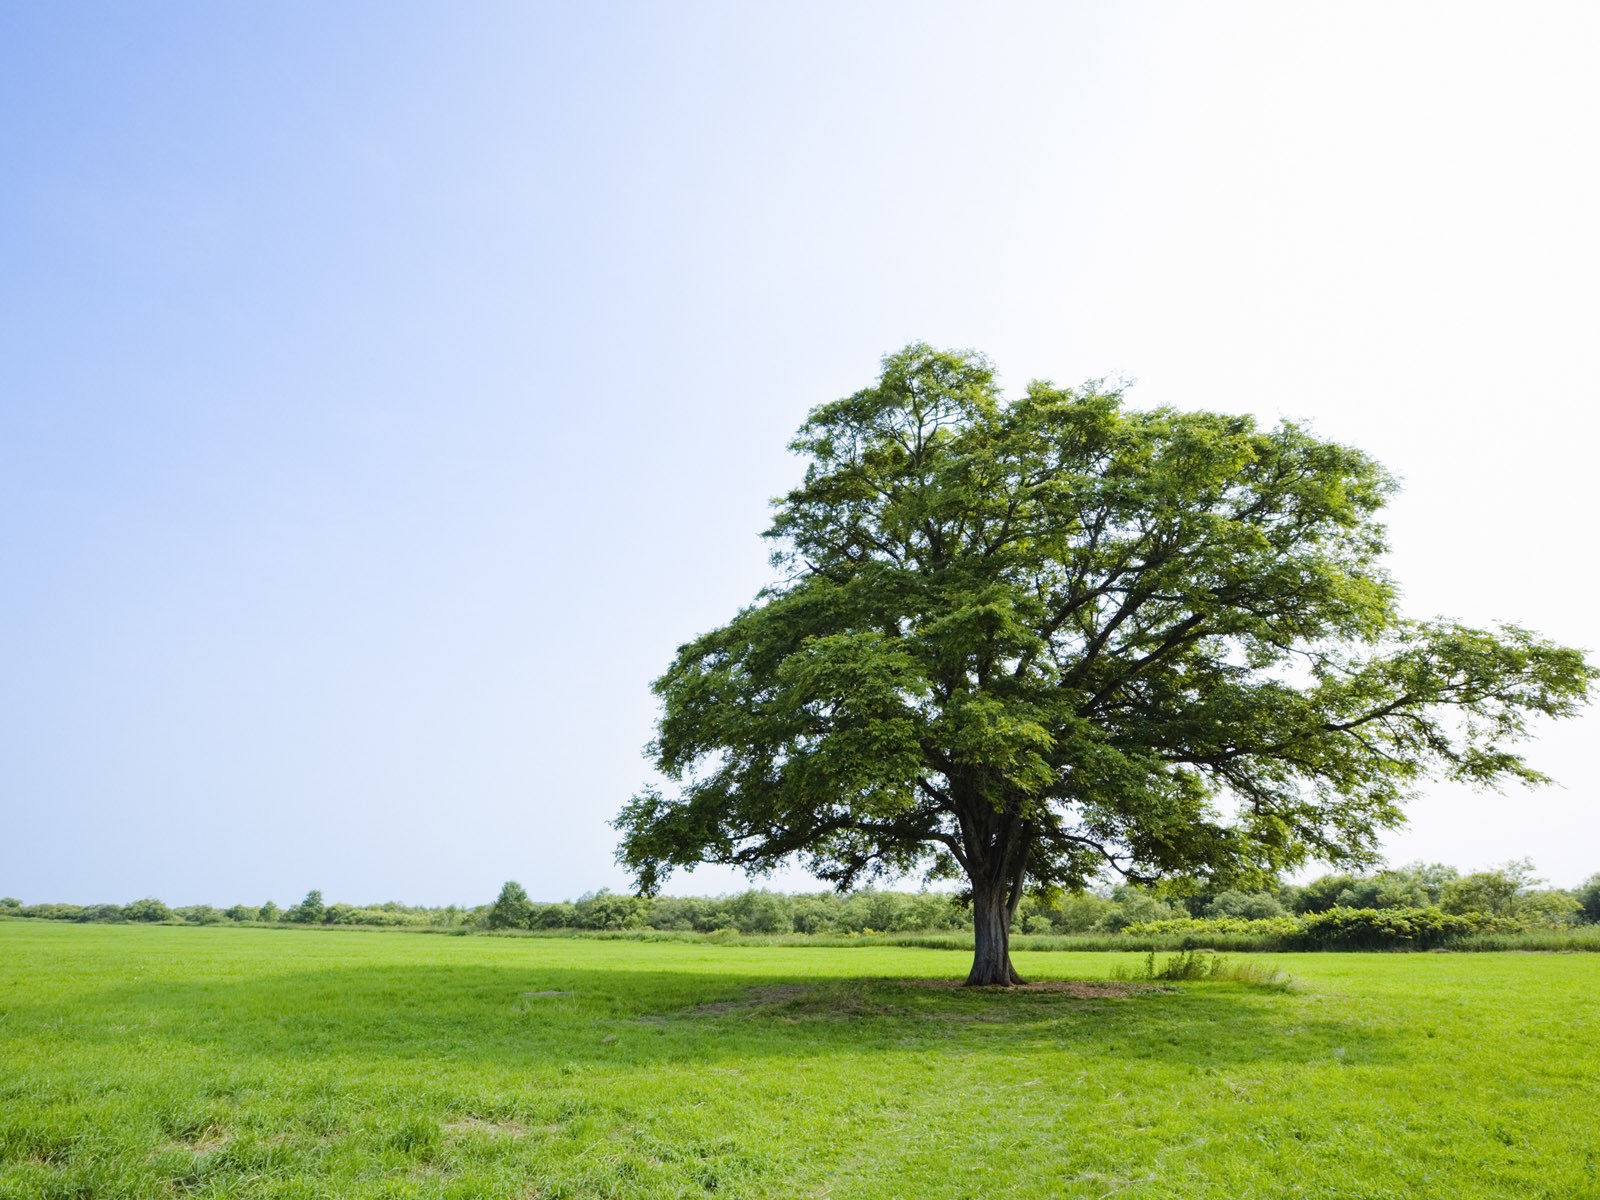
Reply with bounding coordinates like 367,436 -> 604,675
966,880 -> 1024,986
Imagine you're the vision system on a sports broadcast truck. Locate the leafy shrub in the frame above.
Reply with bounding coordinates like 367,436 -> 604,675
1577,874 -> 1600,925
572,890 -> 646,930
1096,887 -> 1183,932
529,901 -> 576,929
174,905 -> 227,925
123,897 -> 173,923
1516,890 -> 1581,927
288,890 -> 325,924
1124,916 -> 1300,938
488,881 -> 534,929
1204,891 -> 1288,920
19,903 -> 88,921
1296,905 -> 1516,949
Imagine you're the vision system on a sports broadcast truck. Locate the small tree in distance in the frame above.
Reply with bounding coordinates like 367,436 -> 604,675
615,345 -> 1594,986
290,890 -> 325,925
488,881 -> 534,929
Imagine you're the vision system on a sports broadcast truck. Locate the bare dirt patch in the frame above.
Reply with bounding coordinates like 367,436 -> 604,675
654,977 -> 1165,1025
900,978 -> 1155,999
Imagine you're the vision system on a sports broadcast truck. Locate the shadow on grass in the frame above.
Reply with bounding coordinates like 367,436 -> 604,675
17,959 -> 1390,1075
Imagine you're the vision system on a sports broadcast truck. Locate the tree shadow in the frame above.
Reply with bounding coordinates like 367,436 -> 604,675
18,958 -> 1394,1075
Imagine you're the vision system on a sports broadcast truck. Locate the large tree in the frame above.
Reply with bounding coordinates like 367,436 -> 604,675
615,346 -> 1593,985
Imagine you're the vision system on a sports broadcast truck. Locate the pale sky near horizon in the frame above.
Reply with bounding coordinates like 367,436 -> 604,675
2,2 -> 1596,907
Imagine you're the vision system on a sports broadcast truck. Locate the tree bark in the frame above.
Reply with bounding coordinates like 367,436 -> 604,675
966,877 -> 1024,986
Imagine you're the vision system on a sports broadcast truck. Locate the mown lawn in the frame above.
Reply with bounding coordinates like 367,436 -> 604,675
2,922 -> 1596,1199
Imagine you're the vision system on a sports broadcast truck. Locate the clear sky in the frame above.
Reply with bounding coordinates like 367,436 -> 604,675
3,2 -> 1596,906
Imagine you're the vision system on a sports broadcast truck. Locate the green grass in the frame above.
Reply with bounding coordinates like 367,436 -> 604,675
2,923 -> 1598,1199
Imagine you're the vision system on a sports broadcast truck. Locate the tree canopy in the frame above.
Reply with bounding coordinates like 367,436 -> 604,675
615,345 -> 1594,984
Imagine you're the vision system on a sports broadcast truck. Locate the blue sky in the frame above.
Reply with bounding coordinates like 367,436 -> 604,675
3,2 -> 1596,905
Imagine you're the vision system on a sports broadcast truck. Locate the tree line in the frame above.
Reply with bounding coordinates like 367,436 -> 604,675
9,860 -> 1592,934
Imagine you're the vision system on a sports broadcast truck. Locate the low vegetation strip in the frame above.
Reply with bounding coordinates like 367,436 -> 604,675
6,858 -> 1599,950
2,922 -> 1598,1199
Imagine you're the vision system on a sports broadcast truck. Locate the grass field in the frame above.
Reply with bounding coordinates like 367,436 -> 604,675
3,923 -> 1597,1199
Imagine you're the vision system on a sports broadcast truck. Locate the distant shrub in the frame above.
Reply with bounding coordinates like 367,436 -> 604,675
488,881 -> 534,930
1204,891 -> 1288,921
1124,916 -> 1300,938
572,890 -> 646,930
1577,875 -> 1600,925
1096,887 -> 1183,932
288,890 -> 325,924
1515,890 -> 1581,927
1296,905 -> 1516,949
19,903 -> 87,921
529,901 -> 576,929
124,897 -> 173,923
725,890 -> 789,935
174,905 -> 227,925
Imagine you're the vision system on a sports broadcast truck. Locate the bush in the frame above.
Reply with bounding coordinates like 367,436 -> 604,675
1097,887 -> 1182,932
1125,915 -> 1300,938
1516,889 -> 1581,927
19,903 -> 87,921
1296,905 -> 1516,949
1204,891 -> 1288,920
174,905 -> 227,925
288,890 -> 325,924
488,881 -> 534,930
1577,874 -> 1600,925
529,901 -> 576,929
124,897 -> 173,923
725,890 -> 790,934
572,890 -> 646,930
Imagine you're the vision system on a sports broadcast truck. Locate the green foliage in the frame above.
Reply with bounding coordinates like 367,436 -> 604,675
1297,906 -> 1516,949
1125,915 -> 1303,939
288,890 -> 325,925
529,901 -> 577,929
616,345 -> 1594,986
17,903 -> 88,921
1126,906 -> 1521,949
123,897 -> 173,923
1203,890 -> 1288,920
1577,874 -> 1600,925
571,890 -> 648,931
259,900 -> 281,923
173,905 -> 227,925
1095,887 -> 1183,933
488,880 -> 534,930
